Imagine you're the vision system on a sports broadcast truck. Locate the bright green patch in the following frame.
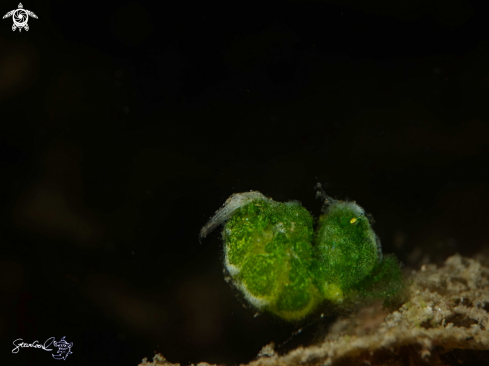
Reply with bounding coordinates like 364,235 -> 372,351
201,191 -> 405,322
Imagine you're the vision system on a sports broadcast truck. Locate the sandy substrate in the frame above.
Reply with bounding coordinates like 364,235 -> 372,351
139,253 -> 489,366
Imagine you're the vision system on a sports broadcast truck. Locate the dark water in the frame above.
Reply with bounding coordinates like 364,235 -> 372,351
1,1 -> 489,365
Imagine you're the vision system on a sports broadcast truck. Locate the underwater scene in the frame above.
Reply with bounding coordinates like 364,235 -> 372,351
1,1 -> 489,365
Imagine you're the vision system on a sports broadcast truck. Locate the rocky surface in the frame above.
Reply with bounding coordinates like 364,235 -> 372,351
139,253 -> 489,366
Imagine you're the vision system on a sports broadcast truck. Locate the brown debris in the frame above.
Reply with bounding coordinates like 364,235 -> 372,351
139,353 -> 217,366
140,253 -> 489,366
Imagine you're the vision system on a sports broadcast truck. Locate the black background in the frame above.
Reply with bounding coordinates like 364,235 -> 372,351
1,0 -> 489,365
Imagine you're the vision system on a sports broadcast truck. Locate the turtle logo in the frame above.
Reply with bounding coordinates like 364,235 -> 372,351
3,3 -> 38,32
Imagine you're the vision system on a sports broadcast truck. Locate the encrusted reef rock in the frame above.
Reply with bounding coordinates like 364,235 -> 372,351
139,253 -> 489,366
138,353 -> 216,366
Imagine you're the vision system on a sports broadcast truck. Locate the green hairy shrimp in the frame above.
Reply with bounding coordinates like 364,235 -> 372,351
200,185 -> 404,322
